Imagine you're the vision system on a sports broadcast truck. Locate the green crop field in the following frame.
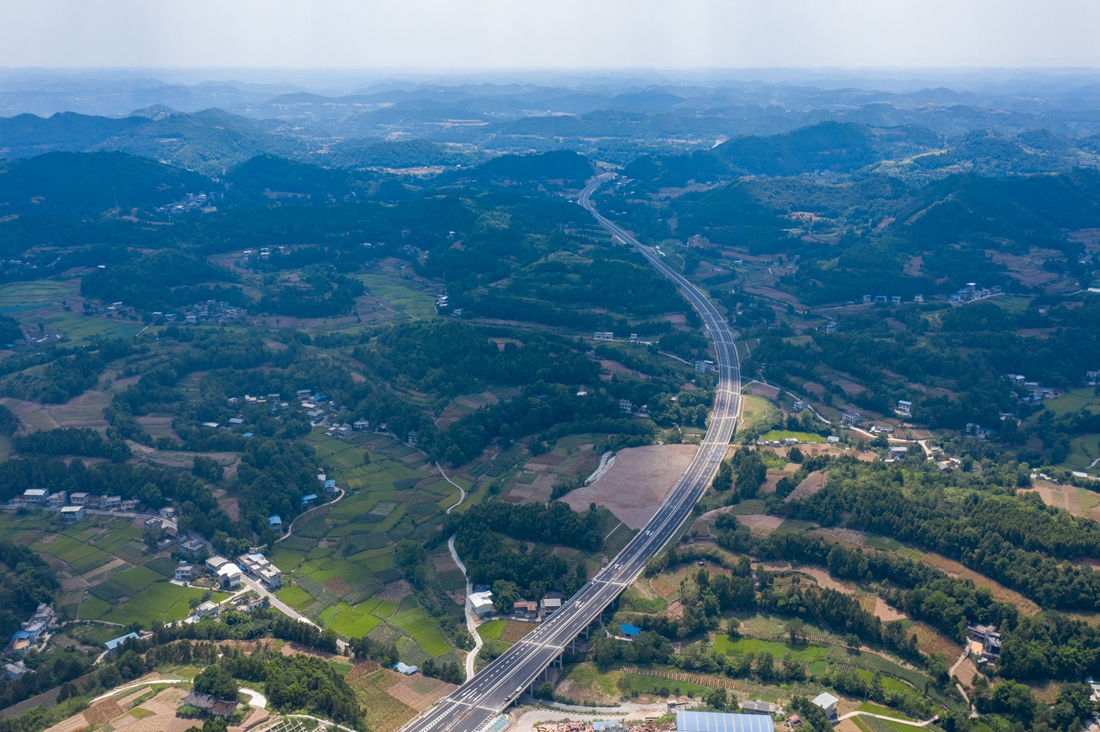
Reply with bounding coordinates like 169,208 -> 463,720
101,583 -> 213,625
277,585 -> 315,611
761,430 -> 826,443
78,595 -> 112,620
371,599 -> 398,618
329,607 -> 381,637
113,565 -> 161,594
270,548 -> 305,571
477,619 -> 505,640
317,558 -> 374,583
0,281 -> 72,314
37,310 -> 144,343
357,275 -> 439,320
1045,388 -> 1100,418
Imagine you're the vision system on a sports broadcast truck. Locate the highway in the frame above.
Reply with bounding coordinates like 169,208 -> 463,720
399,173 -> 741,732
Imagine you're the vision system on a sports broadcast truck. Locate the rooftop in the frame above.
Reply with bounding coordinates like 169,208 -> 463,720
676,711 -> 775,732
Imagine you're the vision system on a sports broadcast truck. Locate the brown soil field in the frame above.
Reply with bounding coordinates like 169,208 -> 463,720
499,620 -> 538,643
505,472 -> 556,503
921,553 -> 1041,615
785,471 -> 828,503
744,382 -> 780,399
735,514 -> 784,534
81,700 -> 123,726
909,621 -> 964,660
384,673 -> 457,711
561,444 -> 697,529
873,597 -> 907,622
796,567 -> 859,595
953,657 -> 979,687
347,660 -> 382,680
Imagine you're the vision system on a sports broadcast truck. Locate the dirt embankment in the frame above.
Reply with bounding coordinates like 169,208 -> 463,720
561,444 -> 697,529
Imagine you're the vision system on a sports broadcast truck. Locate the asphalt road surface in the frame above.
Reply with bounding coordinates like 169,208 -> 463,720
399,173 -> 742,732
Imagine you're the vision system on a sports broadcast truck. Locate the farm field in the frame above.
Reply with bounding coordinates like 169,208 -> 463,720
761,429 -> 826,443
356,275 -> 440,321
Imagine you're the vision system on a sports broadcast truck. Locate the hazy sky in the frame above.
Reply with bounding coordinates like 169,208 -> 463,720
2,0 -> 1100,70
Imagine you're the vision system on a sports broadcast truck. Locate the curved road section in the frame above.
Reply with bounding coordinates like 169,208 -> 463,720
400,173 -> 741,732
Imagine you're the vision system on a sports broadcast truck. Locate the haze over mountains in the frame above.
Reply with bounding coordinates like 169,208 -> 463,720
4,70 -> 1100,179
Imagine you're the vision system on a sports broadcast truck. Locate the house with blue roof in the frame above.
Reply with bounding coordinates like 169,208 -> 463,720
676,711 -> 775,732
105,632 -> 140,653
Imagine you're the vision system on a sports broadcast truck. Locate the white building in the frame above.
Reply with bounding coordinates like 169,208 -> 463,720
217,563 -> 242,589
896,400 -> 913,417
175,562 -> 194,581
60,505 -> 85,523
22,489 -> 49,506
811,693 -> 839,721
195,601 -> 220,618
469,591 -> 494,619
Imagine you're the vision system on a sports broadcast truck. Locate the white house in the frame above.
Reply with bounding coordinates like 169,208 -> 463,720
60,505 -> 85,523
22,489 -> 48,506
217,563 -> 242,589
811,693 -> 839,721
469,591 -> 494,619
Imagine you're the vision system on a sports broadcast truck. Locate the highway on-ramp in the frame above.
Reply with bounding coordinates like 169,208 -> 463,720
399,173 -> 741,732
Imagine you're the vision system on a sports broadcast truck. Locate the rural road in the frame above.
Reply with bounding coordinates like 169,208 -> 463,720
398,172 -> 741,732
448,534 -> 483,681
439,462 -> 467,514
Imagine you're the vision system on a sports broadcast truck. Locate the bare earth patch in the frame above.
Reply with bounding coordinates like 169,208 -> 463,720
499,620 -> 538,643
873,597 -> 908,621
785,471 -> 828,503
795,567 -> 859,594
384,674 -> 457,711
561,444 -> 697,529
744,382 -> 780,399
736,514 -> 784,534
81,700 -> 123,726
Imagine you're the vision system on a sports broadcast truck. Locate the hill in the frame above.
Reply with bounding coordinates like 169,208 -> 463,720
0,111 -> 151,158
88,108 -> 306,175
457,150 -> 593,185
224,155 -> 370,203
0,151 -> 211,213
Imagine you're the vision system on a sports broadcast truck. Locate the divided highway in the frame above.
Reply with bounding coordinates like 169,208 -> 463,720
399,173 -> 741,732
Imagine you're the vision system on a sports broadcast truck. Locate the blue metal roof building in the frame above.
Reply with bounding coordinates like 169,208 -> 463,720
105,632 -> 140,652
620,623 -> 642,637
676,712 -> 775,732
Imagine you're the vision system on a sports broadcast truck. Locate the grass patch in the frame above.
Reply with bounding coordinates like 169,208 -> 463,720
478,619 -> 505,640
79,595 -> 112,620
761,430 -> 826,443
276,585 -> 315,612
857,702 -> 913,721
113,565 -> 161,594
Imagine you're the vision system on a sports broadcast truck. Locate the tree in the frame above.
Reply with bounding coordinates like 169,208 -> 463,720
784,618 -> 806,645
705,687 -> 728,710
193,456 -> 224,483
492,580 -> 519,613
788,446 -> 804,463
991,680 -> 1036,724
193,664 -> 239,701
712,460 -> 732,491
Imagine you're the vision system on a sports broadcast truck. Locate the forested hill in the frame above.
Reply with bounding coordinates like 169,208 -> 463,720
0,151 -> 211,213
